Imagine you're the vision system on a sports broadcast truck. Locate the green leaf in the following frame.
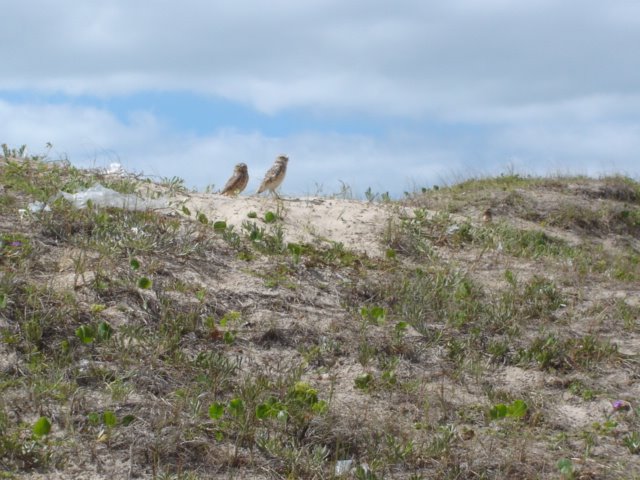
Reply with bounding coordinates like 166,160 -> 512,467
228,398 -> 245,417
385,248 -> 396,259
361,305 -> 386,324
182,205 -> 191,216
247,211 -> 257,218
213,221 -> 227,232
197,212 -> 209,224
137,277 -> 152,289
255,403 -> 270,420
557,458 -> 573,475
504,269 -> 516,286
121,415 -> 135,426
223,331 -> 235,345
291,382 -> 319,405
249,228 -> 260,241
489,404 -> 508,420
130,258 -> 140,270
395,321 -> 408,333
287,243 -> 302,255
312,400 -> 328,414
264,211 -> 277,223
223,311 -> 240,323
97,322 -> 113,341
371,306 -> 385,321
0,293 -> 7,309
75,324 -> 95,344
102,411 -> 117,427
32,417 -> 52,437
354,373 -> 373,390
209,402 -> 225,420
256,398 -> 285,420
87,412 -> 101,425
382,370 -> 397,385
508,399 -> 528,419
90,303 -> 106,314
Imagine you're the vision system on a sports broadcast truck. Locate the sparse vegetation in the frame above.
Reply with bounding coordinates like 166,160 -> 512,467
1,148 -> 639,478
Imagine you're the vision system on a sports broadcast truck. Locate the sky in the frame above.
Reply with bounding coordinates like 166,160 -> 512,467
2,1 -> 640,197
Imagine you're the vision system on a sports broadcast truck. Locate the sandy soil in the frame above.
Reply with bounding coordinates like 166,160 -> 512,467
168,193 -> 405,257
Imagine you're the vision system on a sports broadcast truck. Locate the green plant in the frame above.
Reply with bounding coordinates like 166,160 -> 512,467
4,156 -> 640,477
32,417 -> 52,437
264,211 -> 277,223
623,432 -> 640,454
218,310 -> 241,345
567,380 -> 596,401
383,209 -> 434,258
159,175 -> 188,195
489,399 -> 528,420
426,424 -> 457,458
360,305 -> 386,326
354,373 -> 374,390
241,220 -> 286,254
197,212 -> 209,224
557,458 -> 575,479
2,143 -> 28,158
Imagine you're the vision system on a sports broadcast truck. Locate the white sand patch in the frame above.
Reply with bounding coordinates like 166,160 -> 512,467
167,194 -> 400,257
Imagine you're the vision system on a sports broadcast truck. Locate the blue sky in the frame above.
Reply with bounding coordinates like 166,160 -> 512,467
2,1 -> 640,196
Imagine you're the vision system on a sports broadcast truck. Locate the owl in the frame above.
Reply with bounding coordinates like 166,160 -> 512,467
257,155 -> 289,196
220,163 -> 249,196
482,208 -> 493,224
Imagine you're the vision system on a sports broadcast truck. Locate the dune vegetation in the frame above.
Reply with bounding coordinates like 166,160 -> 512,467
1,146 -> 639,479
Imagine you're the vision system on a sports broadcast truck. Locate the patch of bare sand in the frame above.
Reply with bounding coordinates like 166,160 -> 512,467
166,194 -> 400,257
552,401 -> 613,430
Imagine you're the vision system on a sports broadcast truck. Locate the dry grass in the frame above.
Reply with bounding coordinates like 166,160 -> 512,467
1,152 -> 639,479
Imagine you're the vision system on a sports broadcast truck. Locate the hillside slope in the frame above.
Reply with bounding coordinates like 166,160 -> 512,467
1,155 -> 639,479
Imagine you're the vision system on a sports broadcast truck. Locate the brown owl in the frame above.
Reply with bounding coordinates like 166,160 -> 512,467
257,155 -> 289,196
482,208 -> 493,224
220,163 -> 249,196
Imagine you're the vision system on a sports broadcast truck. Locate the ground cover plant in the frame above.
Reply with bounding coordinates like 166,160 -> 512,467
0,148 -> 639,478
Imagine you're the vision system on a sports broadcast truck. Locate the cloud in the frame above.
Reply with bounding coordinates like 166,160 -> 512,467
3,99 -> 637,199
493,122 -> 640,173
1,2 -> 639,191
2,1 -> 639,120
0,99 -> 459,195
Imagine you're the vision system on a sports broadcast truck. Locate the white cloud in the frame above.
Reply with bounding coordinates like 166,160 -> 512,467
0,100 -> 457,195
2,1 -> 639,120
493,123 -> 640,168
1,2 -> 639,189
2,100 -> 637,198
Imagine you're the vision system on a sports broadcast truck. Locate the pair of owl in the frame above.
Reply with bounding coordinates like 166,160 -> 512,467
220,155 -> 289,196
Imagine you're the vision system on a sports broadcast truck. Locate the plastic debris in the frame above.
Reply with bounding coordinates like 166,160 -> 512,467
104,162 -> 125,175
446,224 -> 460,235
59,184 -> 167,210
28,201 -> 52,213
335,459 -> 353,476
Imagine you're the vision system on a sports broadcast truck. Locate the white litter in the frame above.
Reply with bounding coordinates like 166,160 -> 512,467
59,184 -> 167,210
335,459 -> 353,476
104,162 -> 125,175
28,201 -> 51,213
446,224 -> 460,235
